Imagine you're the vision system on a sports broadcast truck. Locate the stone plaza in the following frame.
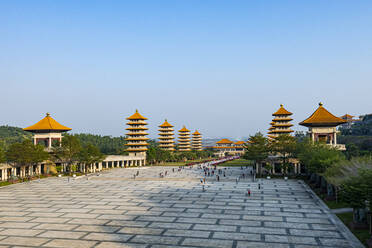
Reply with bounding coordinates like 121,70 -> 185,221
0,166 -> 363,248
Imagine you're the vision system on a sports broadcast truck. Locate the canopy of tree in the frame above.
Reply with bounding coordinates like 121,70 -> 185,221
5,140 -> 50,167
0,126 -> 32,148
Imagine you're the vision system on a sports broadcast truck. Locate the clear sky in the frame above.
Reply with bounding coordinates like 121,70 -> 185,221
1,1 -> 371,139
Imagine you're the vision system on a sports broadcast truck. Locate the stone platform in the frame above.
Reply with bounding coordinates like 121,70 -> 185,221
0,166 -> 363,248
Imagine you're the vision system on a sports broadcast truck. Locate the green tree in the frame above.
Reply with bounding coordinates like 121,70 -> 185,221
296,139 -> 343,175
52,134 -> 81,173
243,133 -> 269,175
0,146 -> 5,163
269,134 -> 297,175
5,140 -> 49,172
78,144 -> 106,173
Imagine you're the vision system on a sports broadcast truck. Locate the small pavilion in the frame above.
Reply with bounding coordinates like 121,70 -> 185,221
23,113 -> 71,150
300,103 -> 347,150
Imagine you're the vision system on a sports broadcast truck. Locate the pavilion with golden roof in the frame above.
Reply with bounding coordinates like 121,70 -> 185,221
178,126 -> 191,151
125,110 -> 149,158
268,104 -> 294,139
300,102 -> 346,150
192,130 -> 202,151
23,112 -> 71,150
158,119 -> 175,151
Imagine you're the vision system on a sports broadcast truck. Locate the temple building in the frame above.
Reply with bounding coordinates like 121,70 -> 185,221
192,130 -> 202,151
339,114 -> 360,129
300,103 -> 347,150
158,119 -> 175,151
125,110 -> 149,157
268,105 -> 294,139
213,139 -> 245,157
178,126 -> 191,151
23,113 -> 72,151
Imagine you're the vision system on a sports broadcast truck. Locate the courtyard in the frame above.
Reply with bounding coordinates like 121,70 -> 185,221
0,166 -> 364,248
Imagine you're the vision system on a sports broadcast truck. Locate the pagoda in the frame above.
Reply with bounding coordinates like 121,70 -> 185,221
268,104 -> 294,138
192,130 -> 202,151
178,126 -> 191,151
158,119 -> 175,151
24,113 -> 71,150
125,110 -> 149,157
300,103 -> 346,150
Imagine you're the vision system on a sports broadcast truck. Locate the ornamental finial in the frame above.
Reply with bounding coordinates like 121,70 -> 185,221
319,102 -> 323,106
46,112 -> 50,117
280,104 -> 283,107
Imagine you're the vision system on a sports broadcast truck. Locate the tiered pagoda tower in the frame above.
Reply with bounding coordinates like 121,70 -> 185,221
178,126 -> 191,151
192,130 -> 202,151
158,119 -> 175,151
268,104 -> 294,139
125,110 -> 149,157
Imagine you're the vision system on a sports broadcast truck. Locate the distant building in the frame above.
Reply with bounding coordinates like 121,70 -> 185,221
213,139 -> 245,157
339,114 -> 360,129
178,126 -> 191,151
158,119 -> 175,151
192,130 -> 202,151
268,105 -> 294,139
300,103 -> 347,150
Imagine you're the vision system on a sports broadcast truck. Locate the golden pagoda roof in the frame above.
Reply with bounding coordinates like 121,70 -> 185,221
270,122 -> 275,125
272,123 -> 294,127
179,126 -> 190,132
272,129 -> 294,133
159,119 -> 173,128
126,127 -> 149,130
126,110 -> 147,120
268,126 -> 275,130
193,130 -> 201,135
24,113 -> 72,132
341,114 -> 354,119
216,138 -> 233,144
272,104 -> 292,116
272,117 -> 293,122
234,141 -> 245,145
300,103 -> 347,127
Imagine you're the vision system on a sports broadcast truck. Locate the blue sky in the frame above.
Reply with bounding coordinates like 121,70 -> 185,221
1,1 -> 371,139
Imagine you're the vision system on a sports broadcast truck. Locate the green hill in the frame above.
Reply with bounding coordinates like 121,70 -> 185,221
0,126 -> 32,148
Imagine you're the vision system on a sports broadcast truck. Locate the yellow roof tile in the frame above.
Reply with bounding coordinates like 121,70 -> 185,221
216,138 -> 233,144
24,113 -> 71,132
272,104 -> 292,116
159,119 -> 173,128
126,110 -> 148,120
300,103 -> 347,127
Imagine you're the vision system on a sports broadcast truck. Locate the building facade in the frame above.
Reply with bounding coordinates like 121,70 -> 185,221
213,139 -> 245,157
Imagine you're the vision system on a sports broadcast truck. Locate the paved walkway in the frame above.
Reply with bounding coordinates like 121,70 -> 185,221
0,166 -> 364,248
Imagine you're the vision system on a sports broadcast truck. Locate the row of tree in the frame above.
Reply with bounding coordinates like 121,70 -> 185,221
0,135 -> 106,175
146,140 -> 214,165
243,133 -> 344,175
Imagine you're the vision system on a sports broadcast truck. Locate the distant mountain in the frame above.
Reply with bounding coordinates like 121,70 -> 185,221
0,125 -> 32,148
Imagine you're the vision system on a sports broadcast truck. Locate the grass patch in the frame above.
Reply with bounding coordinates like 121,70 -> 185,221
0,181 -> 12,187
336,212 -> 370,247
218,159 -> 252,167
324,199 -> 350,209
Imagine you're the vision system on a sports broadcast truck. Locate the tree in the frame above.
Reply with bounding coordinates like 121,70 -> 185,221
296,139 -> 343,175
52,134 -> 81,173
78,144 -> 106,173
243,133 -> 269,175
0,146 -> 5,163
5,140 -> 49,175
269,135 -> 297,175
